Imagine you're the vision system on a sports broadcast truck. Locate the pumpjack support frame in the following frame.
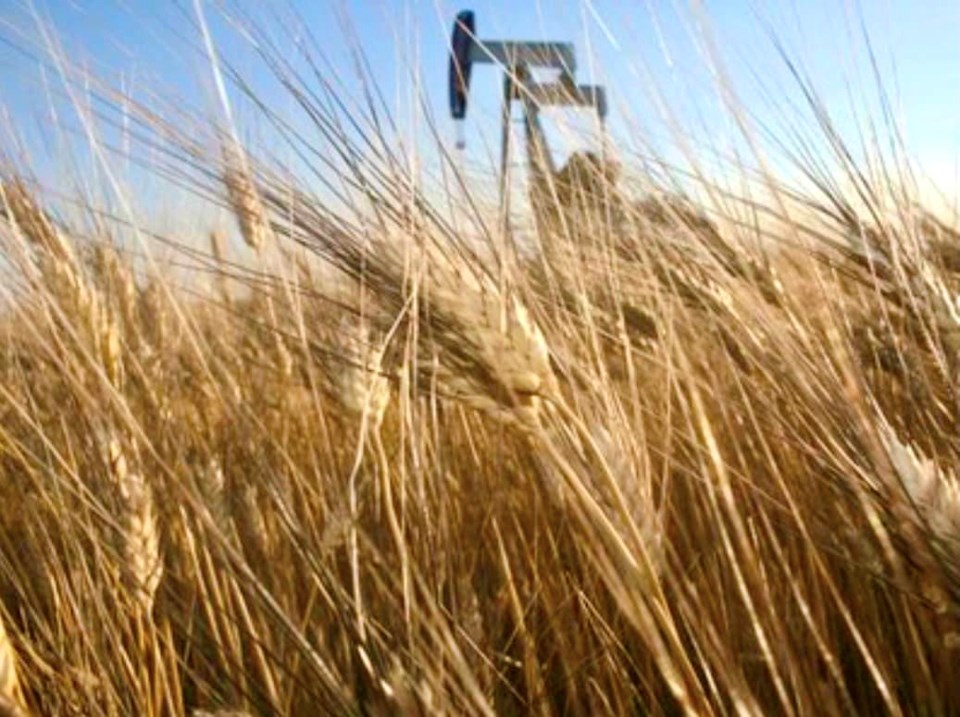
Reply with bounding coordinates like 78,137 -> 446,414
448,9 -> 609,233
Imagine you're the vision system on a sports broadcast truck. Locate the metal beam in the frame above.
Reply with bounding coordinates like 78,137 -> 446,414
468,41 -> 575,73
520,82 -> 607,119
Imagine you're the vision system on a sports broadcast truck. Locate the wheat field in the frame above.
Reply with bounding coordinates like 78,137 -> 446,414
0,3 -> 958,716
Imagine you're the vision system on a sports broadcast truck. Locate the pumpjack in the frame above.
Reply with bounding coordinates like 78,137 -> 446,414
448,10 -> 611,231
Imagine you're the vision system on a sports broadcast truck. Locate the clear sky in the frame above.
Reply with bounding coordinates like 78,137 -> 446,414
0,0 -> 958,222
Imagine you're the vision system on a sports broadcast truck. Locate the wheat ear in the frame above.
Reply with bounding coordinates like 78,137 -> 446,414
879,422 -> 960,553
0,613 -> 27,717
222,143 -> 270,251
334,317 -> 391,428
426,259 -> 556,428
107,433 -> 163,613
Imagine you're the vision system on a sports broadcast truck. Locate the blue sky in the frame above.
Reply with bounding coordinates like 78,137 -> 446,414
0,0 -> 958,221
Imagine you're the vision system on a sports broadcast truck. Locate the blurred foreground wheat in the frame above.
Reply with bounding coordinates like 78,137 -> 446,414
0,7 -> 959,716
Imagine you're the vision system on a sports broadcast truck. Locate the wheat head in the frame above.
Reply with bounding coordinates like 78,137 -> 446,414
222,144 -> 270,252
106,433 -> 163,613
0,614 -> 26,717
